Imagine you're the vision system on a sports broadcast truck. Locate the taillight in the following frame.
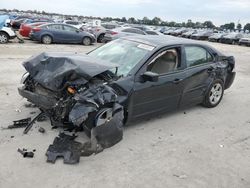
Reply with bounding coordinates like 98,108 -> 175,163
32,27 -> 41,32
111,31 -> 118,35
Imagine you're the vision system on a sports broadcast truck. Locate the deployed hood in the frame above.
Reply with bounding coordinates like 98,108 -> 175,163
23,52 -> 118,91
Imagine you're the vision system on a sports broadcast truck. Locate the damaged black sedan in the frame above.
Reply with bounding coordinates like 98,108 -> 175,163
18,36 -> 236,152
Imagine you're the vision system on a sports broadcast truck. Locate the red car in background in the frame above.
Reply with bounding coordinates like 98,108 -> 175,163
19,22 -> 47,38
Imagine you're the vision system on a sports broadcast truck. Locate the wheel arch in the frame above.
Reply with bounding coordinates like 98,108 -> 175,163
0,30 -> 10,39
40,33 -> 53,43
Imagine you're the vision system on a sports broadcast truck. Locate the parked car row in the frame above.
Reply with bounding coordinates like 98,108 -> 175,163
1,14 -> 250,47
163,27 -> 250,46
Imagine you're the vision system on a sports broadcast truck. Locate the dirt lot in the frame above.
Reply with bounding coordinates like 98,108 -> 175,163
0,39 -> 250,188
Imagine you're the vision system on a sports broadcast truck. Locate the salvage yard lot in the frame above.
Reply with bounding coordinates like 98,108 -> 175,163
0,40 -> 250,188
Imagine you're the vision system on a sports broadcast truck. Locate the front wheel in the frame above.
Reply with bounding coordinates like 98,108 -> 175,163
82,37 -> 91,46
0,32 -> 9,44
203,80 -> 224,108
97,34 -> 105,43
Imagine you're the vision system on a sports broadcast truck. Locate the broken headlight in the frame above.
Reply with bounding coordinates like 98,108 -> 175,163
20,72 -> 29,84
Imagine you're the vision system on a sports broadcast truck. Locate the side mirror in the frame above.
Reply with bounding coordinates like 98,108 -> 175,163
76,29 -> 80,33
141,71 -> 159,82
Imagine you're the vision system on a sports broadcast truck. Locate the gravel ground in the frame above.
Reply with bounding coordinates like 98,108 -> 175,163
0,39 -> 250,188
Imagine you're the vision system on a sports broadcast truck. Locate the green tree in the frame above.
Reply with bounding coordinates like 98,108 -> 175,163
244,23 -> 250,31
186,19 -> 195,28
203,21 -> 215,28
128,17 -> 136,24
142,17 -> 150,25
152,17 -> 161,25
237,23 -> 242,30
168,21 -> 176,27
121,17 -> 127,23
221,22 -> 235,31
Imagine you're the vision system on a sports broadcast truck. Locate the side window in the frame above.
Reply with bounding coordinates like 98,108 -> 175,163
63,25 -> 76,32
147,48 -> 180,75
123,28 -> 136,33
146,31 -> 157,35
184,46 -> 213,67
48,24 -> 63,30
134,29 -> 145,35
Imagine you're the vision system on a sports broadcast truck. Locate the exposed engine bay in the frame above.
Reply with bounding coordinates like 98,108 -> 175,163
18,52 -> 126,162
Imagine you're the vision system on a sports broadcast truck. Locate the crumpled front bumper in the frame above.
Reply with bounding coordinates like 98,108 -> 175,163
18,86 -> 57,109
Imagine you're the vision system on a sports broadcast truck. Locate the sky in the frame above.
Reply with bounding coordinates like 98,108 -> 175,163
1,0 -> 250,26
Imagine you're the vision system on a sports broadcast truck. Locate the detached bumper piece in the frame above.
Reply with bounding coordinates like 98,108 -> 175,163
46,108 -> 124,164
46,133 -> 82,164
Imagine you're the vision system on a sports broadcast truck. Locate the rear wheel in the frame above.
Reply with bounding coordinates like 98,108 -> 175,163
203,80 -> 224,108
0,32 -> 9,44
82,37 -> 91,46
41,35 -> 52,44
97,34 -> 105,43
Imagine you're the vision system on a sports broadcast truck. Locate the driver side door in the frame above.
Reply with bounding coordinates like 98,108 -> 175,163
130,46 -> 186,119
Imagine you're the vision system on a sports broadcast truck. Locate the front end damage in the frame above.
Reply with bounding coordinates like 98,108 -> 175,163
18,52 -> 125,160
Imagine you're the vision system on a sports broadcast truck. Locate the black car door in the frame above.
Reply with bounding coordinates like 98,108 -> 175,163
130,46 -> 186,119
180,45 -> 216,106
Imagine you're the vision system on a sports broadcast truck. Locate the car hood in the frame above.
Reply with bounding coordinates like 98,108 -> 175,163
23,52 -> 118,91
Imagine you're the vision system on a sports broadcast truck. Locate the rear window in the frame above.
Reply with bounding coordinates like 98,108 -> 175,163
185,46 -> 213,67
47,24 -> 63,30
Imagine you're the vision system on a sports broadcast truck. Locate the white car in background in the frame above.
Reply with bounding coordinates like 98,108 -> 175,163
0,19 -> 16,44
63,20 -> 86,29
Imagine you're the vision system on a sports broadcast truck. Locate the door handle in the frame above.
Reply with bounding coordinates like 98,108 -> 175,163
173,78 -> 183,84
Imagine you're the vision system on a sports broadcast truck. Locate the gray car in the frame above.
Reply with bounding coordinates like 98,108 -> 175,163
82,26 -> 107,43
30,23 -> 96,45
103,27 -> 147,42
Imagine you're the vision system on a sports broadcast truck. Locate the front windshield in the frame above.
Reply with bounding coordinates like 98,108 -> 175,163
88,39 -> 154,77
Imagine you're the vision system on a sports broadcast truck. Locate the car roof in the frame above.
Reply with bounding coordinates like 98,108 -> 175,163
39,23 -> 77,28
122,35 -> 207,47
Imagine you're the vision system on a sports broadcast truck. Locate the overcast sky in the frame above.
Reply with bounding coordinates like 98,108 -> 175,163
1,0 -> 250,26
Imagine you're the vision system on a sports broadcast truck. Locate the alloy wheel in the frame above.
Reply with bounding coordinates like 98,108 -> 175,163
209,83 -> 223,105
0,34 -> 8,43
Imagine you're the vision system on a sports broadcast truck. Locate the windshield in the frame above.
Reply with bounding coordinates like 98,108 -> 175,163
88,39 -> 154,77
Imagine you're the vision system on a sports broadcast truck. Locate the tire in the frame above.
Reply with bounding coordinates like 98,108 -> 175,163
82,37 -> 91,46
0,32 -> 9,44
203,79 -> 224,108
97,34 -> 105,43
41,35 -> 52,44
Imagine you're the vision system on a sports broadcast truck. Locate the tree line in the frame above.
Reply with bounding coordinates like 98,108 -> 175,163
1,9 -> 250,31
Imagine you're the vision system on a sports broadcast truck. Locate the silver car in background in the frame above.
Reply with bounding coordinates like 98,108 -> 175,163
103,27 -> 147,42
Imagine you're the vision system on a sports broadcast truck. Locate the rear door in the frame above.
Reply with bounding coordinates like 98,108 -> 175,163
180,45 -> 216,106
